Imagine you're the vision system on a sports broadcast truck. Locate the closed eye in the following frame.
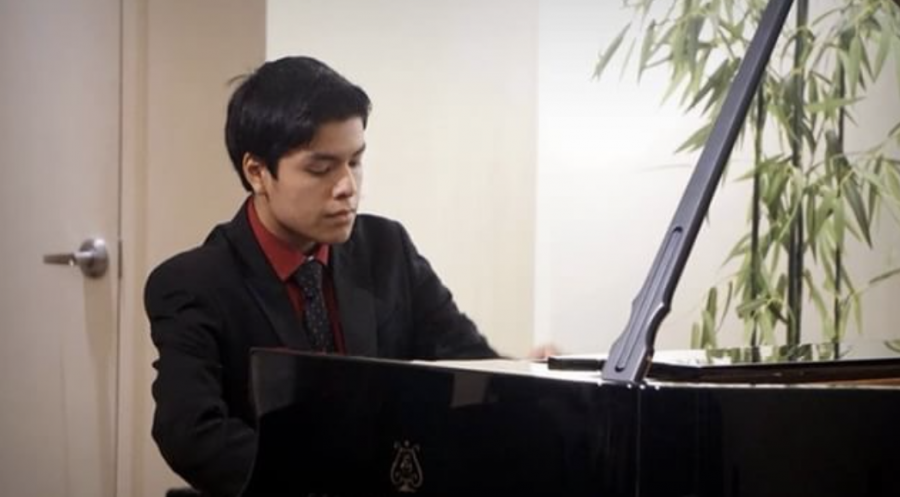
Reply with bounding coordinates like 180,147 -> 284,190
306,161 -> 334,175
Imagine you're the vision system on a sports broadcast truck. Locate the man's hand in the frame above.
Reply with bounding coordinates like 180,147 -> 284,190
528,343 -> 561,360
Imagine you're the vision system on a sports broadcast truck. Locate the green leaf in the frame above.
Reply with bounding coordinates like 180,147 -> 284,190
706,286 -> 718,323
742,318 -> 755,346
893,34 -> 900,100
638,0 -> 656,22
804,270 -> 835,341
739,257 -> 754,296
763,168 -> 790,212
886,165 -> 900,203
887,340 -> 900,355
725,233 -> 752,263
702,309 -> 716,347
691,322 -> 702,349
698,284 -> 719,349
719,281 -> 734,332
859,30 -> 874,88
847,34 -> 863,97
801,119 -> 817,156
722,0 -> 734,23
821,244 -> 836,291
869,266 -> 900,286
867,158 -> 881,225
685,47 -> 710,105
702,66 -> 733,116
688,58 -> 729,111
638,20 -> 657,81
806,97 -> 862,114
889,120 -> 900,141
812,192 -> 835,243
760,311 -> 776,346
675,121 -> 713,153
662,64 -> 690,104
806,192 -> 818,260
775,273 -> 787,302
824,129 -> 840,176
844,217 -> 863,240
874,18 -> 892,79
841,263 -> 857,295
683,15 -> 705,79
736,298 -> 767,318
843,179 -> 872,247
594,23 -> 631,81
834,200 -> 846,250
719,16 -> 743,41
769,103 -> 794,144
852,292 -> 863,337
808,75 -> 819,137
619,38 -> 637,81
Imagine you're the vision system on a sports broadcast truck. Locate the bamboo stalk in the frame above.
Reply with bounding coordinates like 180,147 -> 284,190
787,0 -> 808,347
751,81 -> 766,347
834,22 -> 847,349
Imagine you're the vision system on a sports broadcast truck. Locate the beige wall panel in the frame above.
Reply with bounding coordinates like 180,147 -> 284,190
267,0 -> 539,356
119,1 -> 266,496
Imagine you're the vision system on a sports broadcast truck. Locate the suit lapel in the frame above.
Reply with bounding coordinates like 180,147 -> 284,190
332,239 -> 378,357
218,203 -> 309,350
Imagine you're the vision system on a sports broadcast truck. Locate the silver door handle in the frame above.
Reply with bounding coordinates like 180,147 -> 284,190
43,238 -> 109,278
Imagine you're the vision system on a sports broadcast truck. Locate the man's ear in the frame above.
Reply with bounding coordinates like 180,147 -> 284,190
242,153 -> 268,194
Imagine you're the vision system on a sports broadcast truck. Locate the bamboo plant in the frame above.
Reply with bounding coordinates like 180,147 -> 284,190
595,0 -> 900,351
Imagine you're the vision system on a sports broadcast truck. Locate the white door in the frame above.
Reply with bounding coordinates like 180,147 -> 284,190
0,0 -> 121,496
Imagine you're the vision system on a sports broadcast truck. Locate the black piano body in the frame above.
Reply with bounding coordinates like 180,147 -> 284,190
243,344 -> 900,497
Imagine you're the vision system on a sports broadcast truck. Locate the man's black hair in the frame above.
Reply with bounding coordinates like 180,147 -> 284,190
225,56 -> 371,191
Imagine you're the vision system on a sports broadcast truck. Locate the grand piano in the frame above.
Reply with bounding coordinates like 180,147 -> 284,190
241,0 -> 900,495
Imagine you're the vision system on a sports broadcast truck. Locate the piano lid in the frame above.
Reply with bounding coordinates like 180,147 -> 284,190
418,339 -> 900,386
555,339 -> 900,384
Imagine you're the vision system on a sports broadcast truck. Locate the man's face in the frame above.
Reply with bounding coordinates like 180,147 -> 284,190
247,117 -> 365,252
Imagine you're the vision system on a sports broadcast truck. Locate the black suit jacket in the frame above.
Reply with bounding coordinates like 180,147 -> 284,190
145,204 -> 497,497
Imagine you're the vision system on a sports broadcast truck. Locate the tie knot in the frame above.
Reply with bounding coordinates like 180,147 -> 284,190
294,260 -> 324,298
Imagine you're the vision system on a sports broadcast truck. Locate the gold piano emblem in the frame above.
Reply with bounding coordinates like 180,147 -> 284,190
390,440 -> 423,493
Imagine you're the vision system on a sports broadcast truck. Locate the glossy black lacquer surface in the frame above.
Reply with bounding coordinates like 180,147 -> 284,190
244,349 -> 900,497
245,350 -> 637,497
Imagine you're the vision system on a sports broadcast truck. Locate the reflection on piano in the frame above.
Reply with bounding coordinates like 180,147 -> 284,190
241,0 -> 900,495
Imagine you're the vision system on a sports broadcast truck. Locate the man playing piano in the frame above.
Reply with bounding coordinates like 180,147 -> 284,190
144,56 -> 498,497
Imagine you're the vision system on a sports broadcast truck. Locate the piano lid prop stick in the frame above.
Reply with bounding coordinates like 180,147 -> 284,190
601,0 -> 795,384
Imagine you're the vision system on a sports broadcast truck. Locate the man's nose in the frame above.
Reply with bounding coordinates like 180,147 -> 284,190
333,164 -> 358,198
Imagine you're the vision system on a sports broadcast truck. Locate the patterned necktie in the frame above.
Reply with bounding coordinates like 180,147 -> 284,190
292,260 -> 336,352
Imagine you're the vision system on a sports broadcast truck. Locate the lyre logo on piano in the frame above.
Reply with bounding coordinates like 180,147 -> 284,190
390,440 -> 423,493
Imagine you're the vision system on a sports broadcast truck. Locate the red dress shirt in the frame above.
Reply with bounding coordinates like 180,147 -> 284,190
247,199 -> 346,353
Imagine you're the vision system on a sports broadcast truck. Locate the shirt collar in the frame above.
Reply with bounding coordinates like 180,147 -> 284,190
247,197 -> 330,282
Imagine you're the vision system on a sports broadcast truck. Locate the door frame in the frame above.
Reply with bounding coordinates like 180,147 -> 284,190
115,1 -> 265,495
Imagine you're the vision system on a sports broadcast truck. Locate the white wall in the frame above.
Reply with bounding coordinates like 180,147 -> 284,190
536,0 -> 900,353
267,0 -> 539,356
536,0 -> 752,353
